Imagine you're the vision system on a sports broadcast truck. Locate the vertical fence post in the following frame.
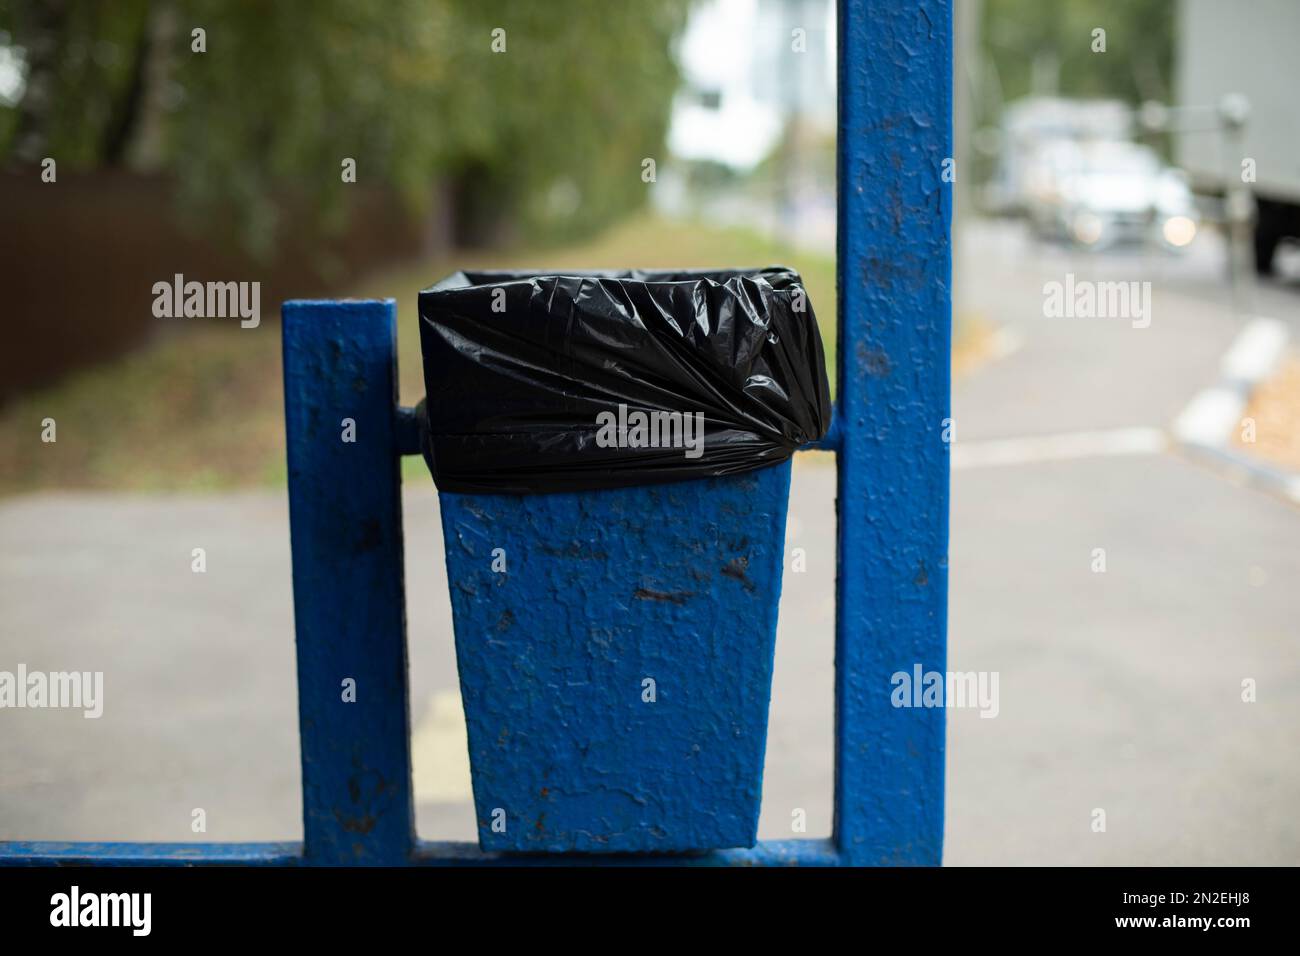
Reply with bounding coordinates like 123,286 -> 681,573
282,299 -> 415,864
834,0 -> 952,865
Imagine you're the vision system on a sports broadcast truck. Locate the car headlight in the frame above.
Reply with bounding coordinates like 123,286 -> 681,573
1162,215 -> 1196,247
1072,212 -> 1104,245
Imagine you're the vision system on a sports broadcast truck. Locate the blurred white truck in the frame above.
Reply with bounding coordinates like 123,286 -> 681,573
1176,0 -> 1300,274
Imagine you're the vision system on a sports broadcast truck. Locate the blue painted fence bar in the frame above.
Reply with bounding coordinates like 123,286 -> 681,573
0,0 -> 950,867
281,299 -> 416,864
834,0 -> 951,865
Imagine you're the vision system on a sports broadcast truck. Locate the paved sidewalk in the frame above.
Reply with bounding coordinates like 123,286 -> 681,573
1,448 -> 1296,862
0,476 -> 836,846
954,223 -> 1300,442
946,452 -> 1299,864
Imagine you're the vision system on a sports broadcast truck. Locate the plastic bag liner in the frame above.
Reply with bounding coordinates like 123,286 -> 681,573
417,267 -> 831,495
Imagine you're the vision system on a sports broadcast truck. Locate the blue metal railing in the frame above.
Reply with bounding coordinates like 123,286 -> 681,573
0,0 -> 950,867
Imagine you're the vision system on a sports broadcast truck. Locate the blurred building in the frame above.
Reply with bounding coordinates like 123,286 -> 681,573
662,0 -> 836,249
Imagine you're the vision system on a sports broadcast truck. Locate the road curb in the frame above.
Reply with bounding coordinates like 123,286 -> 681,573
1171,315 -> 1299,504
1171,316 -> 1289,445
1177,440 -> 1300,505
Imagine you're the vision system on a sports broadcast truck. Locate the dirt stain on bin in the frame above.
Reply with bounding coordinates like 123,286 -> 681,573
632,587 -> 693,605
721,556 -> 756,593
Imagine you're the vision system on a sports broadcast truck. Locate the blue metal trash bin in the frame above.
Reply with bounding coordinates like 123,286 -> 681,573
438,460 -> 792,853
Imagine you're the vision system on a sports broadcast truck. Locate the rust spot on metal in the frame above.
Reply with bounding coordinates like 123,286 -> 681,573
857,341 -> 892,377
632,587 -> 693,605
860,251 -> 927,294
540,542 -> 608,560
334,811 -> 377,835
721,556 -> 756,592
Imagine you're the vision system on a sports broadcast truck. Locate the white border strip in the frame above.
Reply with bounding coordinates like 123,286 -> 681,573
1173,316 -> 1290,445
952,427 -> 1167,469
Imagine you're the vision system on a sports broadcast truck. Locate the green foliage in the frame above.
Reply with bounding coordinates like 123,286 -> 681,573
439,1 -> 691,245
0,0 -> 691,255
981,0 -> 1175,110
0,215 -> 834,495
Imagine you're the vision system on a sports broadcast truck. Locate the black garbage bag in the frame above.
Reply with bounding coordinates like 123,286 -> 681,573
417,267 -> 831,495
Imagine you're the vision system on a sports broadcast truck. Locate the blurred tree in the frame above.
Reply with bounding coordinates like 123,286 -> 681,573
0,0 -> 691,256
981,0 -> 1174,109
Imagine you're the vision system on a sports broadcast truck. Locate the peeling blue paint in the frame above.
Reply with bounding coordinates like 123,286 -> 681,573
834,0 -> 950,866
439,463 -> 792,852
280,298 -> 416,865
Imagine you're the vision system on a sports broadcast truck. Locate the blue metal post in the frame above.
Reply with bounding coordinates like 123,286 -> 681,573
833,0 -> 952,865
0,0 -> 952,868
282,299 -> 415,864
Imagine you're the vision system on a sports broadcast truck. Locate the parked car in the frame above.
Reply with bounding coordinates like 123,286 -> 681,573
985,96 -> 1133,215
1025,139 -> 1199,252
